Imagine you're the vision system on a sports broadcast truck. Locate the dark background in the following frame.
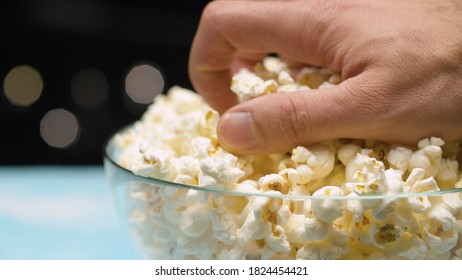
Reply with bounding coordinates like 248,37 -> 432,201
0,0 -> 210,165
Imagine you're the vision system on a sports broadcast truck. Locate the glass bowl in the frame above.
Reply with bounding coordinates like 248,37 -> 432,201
104,126 -> 462,260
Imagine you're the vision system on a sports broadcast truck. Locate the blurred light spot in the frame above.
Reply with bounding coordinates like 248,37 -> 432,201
71,68 -> 108,108
40,108 -> 80,148
3,65 -> 43,107
125,63 -> 164,104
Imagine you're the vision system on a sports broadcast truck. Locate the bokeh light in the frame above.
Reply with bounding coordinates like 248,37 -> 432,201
40,108 -> 80,149
124,63 -> 164,104
3,65 -> 44,107
70,68 -> 109,108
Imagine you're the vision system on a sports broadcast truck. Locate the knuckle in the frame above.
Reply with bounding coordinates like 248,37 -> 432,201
201,1 -> 228,26
339,76 -> 394,122
271,94 -> 312,145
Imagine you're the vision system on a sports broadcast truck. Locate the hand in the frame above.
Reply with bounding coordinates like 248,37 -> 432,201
188,0 -> 462,154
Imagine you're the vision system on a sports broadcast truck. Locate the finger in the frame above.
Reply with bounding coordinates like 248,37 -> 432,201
189,0 -> 344,113
279,54 -> 316,69
217,71 -> 391,154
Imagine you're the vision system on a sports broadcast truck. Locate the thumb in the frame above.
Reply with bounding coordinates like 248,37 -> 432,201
217,74 -> 385,154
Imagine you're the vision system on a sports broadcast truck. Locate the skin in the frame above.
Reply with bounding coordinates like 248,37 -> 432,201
188,0 -> 462,154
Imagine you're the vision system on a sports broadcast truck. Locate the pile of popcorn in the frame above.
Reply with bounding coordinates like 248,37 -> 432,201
115,57 -> 462,259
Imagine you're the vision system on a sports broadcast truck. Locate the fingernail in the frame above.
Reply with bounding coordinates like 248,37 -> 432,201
218,111 -> 259,151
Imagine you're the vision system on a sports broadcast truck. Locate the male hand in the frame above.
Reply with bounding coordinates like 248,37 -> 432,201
189,0 -> 462,154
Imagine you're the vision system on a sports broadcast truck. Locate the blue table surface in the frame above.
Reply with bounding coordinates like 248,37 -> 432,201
0,166 -> 142,260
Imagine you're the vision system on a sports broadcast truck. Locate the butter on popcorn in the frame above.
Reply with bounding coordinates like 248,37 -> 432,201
114,56 -> 462,260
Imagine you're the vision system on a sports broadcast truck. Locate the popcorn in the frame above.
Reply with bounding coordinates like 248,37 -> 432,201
409,142 -> 443,178
162,197 -> 184,224
179,201 -> 211,238
303,144 -> 336,180
198,156 -> 245,190
427,204 -> 456,232
168,86 -> 204,114
369,222 -> 403,249
133,146 -> 176,181
291,146 -> 312,163
437,158 -> 459,187
296,242 -> 344,260
345,153 -> 389,209
344,193 -> 365,222
217,241 -> 262,260
278,168 -> 300,190
278,71 -> 295,85
441,192 -> 462,214
393,232 -> 428,260
384,168 -> 404,194
422,222 -> 458,255
236,196 -> 270,246
189,137 -> 215,159
261,56 -> 288,74
264,224 -> 291,253
387,146 -> 413,172
391,203 -> 420,234
231,68 -> 278,102
258,173 -> 289,194
284,214 -> 330,245
332,214 -> 359,241
311,186 -> 344,223
303,216 -> 331,241
147,199 -> 175,227
199,109 -> 219,141
403,168 -> 440,213
345,154 -> 387,195
295,164 -> 314,184
296,67 -> 334,89
113,56 -> 462,260
211,206 -> 238,243
338,144 -> 361,166
371,198 -> 397,221
177,231 -> 218,259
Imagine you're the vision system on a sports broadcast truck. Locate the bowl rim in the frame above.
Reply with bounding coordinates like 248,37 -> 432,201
103,124 -> 462,201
